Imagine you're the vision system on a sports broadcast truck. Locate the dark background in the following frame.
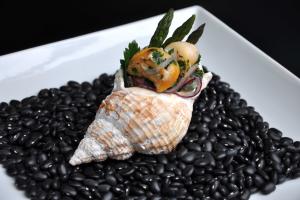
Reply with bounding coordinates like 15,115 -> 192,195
1,0 -> 299,77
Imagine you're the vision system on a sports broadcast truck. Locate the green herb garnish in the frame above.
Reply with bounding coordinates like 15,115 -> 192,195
163,15 -> 196,47
186,23 -> 205,44
132,67 -> 138,75
152,50 -> 165,64
120,40 -> 140,86
177,60 -> 186,71
168,48 -> 174,54
195,54 -> 201,65
193,68 -> 204,78
149,9 -> 174,47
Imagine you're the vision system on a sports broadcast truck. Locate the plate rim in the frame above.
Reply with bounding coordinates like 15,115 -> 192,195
0,5 -> 300,200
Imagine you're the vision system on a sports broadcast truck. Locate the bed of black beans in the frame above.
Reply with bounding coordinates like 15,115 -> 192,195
0,72 -> 300,200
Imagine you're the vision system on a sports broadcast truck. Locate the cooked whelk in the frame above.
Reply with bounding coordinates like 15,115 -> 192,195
69,69 -> 212,166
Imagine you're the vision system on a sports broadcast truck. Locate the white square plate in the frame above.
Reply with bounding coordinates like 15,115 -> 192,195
0,6 -> 299,200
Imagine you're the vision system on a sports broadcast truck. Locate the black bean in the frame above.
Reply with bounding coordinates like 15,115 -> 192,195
215,152 -> 226,160
281,137 -> 293,146
228,191 -> 239,198
139,166 -> 150,174
37,153 -> 47,164
197,124 -> 209,134
106,175 -> 117,186
41,179 -> 52,190
150,181 -> 160,193
41,160 -> 53,170
270,152 -> 281,163
58,163 -> 68,176
268,128 -> 282,141
162,172 -> 175,178
240,189 -> 250,200
278,175 -> 287,184
69,181 -> 83,189
227,183 -> 239,192
195,152 -> 210,166
182,165 -> 194,176
181,152 -> 196,163
83,167 -> 100,178
203,141 -> 213,152
218,185 -> 229,196
83,179 -> 98,187
102,192 -> 113,200
98,184 -> 111,192
0,149 -> 11,156
131,186 -> 145,195
254,174 -> 265,187
48,191 -> 61,200
177,146 -> 188,158
210,180 -> 220,193
33,172 -> 48,181
112,185 -> 124,195
261,182 -> 276,194
271,171 -> 278,184
15,177 -> 28,190
23,119 -> 35,127
209,118 -> 219,129
61,185 -> 77,196
52,178 -> 61,189
244,166 -> 256,175
119,167 -> 135,176
157,155 -> 168,164
212,191 -> 223,199
186,143 -> 201,152
291,169 -> 300,179
70,173 -> 85,181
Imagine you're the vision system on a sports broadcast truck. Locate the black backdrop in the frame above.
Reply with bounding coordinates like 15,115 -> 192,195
1,0 -> 299,77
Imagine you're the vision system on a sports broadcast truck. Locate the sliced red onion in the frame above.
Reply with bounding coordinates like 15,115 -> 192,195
175,77 -> 202,98
131,76 -> 155,90
165,64 -> 199,93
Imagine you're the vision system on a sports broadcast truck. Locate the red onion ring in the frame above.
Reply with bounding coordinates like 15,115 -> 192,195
175,76 -> 202,98
165,64 -> 199,93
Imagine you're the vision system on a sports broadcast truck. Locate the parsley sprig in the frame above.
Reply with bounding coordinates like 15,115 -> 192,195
120,41 -> 140,86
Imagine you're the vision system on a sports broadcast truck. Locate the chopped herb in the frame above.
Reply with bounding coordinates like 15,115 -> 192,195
167,60 -> 177,67
152,50 -> 165,64
193,68 -> 204,78
120,40 -> 140,87
168,48 -> 174,55
146,66 -> 156,74
181,81 -> 196,92
195,54 -> 201,64
132,67 -> 138,75
177,60 -> 186,71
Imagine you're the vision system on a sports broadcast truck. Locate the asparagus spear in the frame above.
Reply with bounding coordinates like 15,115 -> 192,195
149,9 -> 174,47
186,23 -> 206,44
163,15 -> 195,47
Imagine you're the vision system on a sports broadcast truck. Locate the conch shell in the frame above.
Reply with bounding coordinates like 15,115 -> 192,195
69,68 -> 212,165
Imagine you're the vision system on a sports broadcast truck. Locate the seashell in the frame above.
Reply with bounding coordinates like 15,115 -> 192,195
69,68 -> 212,165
